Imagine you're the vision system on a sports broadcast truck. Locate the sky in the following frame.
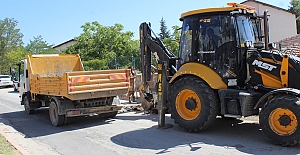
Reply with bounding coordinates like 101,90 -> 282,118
0,0 -> 290,46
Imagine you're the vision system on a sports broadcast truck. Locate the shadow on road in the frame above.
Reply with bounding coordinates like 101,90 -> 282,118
0,87 -> 18,94
0,87 -> 13,89
111,115 -> 300,155
0,106 -> 299,155
0,108 -> 118,138
7,90 -> 19,94
0,98 -> 156,140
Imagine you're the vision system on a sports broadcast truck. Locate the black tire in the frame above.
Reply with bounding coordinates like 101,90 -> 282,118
24,95 -> 34,114
259,95 -> 300,146
64,116 -> 73,125
13,86 -> 17,92
168,76 -> 219,132
49,101 -> 64,127
99,111 -> 118,119
108,111 -> 118,118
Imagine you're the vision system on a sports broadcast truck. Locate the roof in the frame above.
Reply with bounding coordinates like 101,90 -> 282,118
53,39 -> 76,49
241,0 -> 296,15
180,2 -> 255,20
275,34 -> 300,55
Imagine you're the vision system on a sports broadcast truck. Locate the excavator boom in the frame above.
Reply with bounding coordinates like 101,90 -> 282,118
139,22 -> 177,110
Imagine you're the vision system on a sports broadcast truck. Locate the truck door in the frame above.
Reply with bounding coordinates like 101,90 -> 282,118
19,59 -> 30,99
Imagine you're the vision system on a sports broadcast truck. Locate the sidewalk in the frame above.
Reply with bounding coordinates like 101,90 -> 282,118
0,118 -> 60,155
0,98 -> 141,155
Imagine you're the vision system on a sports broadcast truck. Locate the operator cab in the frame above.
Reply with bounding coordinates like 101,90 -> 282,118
178,3 -> 261,88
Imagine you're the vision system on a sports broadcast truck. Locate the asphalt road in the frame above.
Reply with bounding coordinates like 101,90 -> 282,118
0,87 -> 299,155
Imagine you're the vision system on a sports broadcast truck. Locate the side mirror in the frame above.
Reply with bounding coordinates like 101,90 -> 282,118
268,42 -> 276,50
244,40 -> 253,48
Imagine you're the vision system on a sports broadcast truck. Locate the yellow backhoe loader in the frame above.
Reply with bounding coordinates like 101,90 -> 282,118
139,2 -> 300,146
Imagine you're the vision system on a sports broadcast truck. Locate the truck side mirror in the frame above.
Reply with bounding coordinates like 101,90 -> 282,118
268,42 -> 276,50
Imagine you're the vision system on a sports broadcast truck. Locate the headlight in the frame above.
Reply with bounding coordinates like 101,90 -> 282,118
239,9 -> 242,13
268,42 -> 276,50
244,40 -> 253,48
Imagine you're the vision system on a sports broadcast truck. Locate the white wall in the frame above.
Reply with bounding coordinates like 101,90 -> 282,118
54,40 -> 77,52
243,1 -> 297,42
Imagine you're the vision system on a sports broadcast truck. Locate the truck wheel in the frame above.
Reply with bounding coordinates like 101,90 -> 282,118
99,111 -> 118,119
13,85 -> 17,92
259,96 -> 300,146
24,95 -> 34,114
168,76 -> 218,132
49,101 -> 64,126
64,116 -> 73,125
108,111 -> 118,118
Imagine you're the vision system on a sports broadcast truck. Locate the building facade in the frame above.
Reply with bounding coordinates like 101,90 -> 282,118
241,0 -> 297,42
53,39 -> 77,52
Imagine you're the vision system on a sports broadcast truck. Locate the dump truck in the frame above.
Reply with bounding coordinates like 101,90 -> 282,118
17,54 -> 132,126
139,2 -> 300,146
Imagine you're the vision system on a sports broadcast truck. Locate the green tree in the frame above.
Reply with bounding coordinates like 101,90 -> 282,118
162,25 -> 181,57
0,18 -> 23,73
64,22 -> 139,70
4,47 -> 29,77
25,35 -> 57,54
289,0 -> 300,33
148,24 -> 180,68
159,17 -> 170,39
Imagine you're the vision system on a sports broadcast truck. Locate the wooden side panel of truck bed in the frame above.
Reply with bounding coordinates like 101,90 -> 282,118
27,54 -> 130,100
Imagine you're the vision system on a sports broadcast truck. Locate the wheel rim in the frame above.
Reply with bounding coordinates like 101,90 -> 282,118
269,108 -> 298,136
176,89 -> 201,120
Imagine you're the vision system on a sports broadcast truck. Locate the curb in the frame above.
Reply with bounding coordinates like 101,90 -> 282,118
0,121 -> 60,155
0,129 -> 30,155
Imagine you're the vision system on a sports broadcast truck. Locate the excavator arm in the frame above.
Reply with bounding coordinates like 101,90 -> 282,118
139,22 -> 177,110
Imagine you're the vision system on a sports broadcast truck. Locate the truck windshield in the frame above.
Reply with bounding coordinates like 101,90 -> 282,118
235,15 -> 256,45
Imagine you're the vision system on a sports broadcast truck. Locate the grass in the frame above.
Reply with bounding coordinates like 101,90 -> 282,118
0,134 -> 22,155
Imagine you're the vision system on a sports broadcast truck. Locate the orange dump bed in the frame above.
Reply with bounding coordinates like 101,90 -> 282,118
27,54 -> 130,100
